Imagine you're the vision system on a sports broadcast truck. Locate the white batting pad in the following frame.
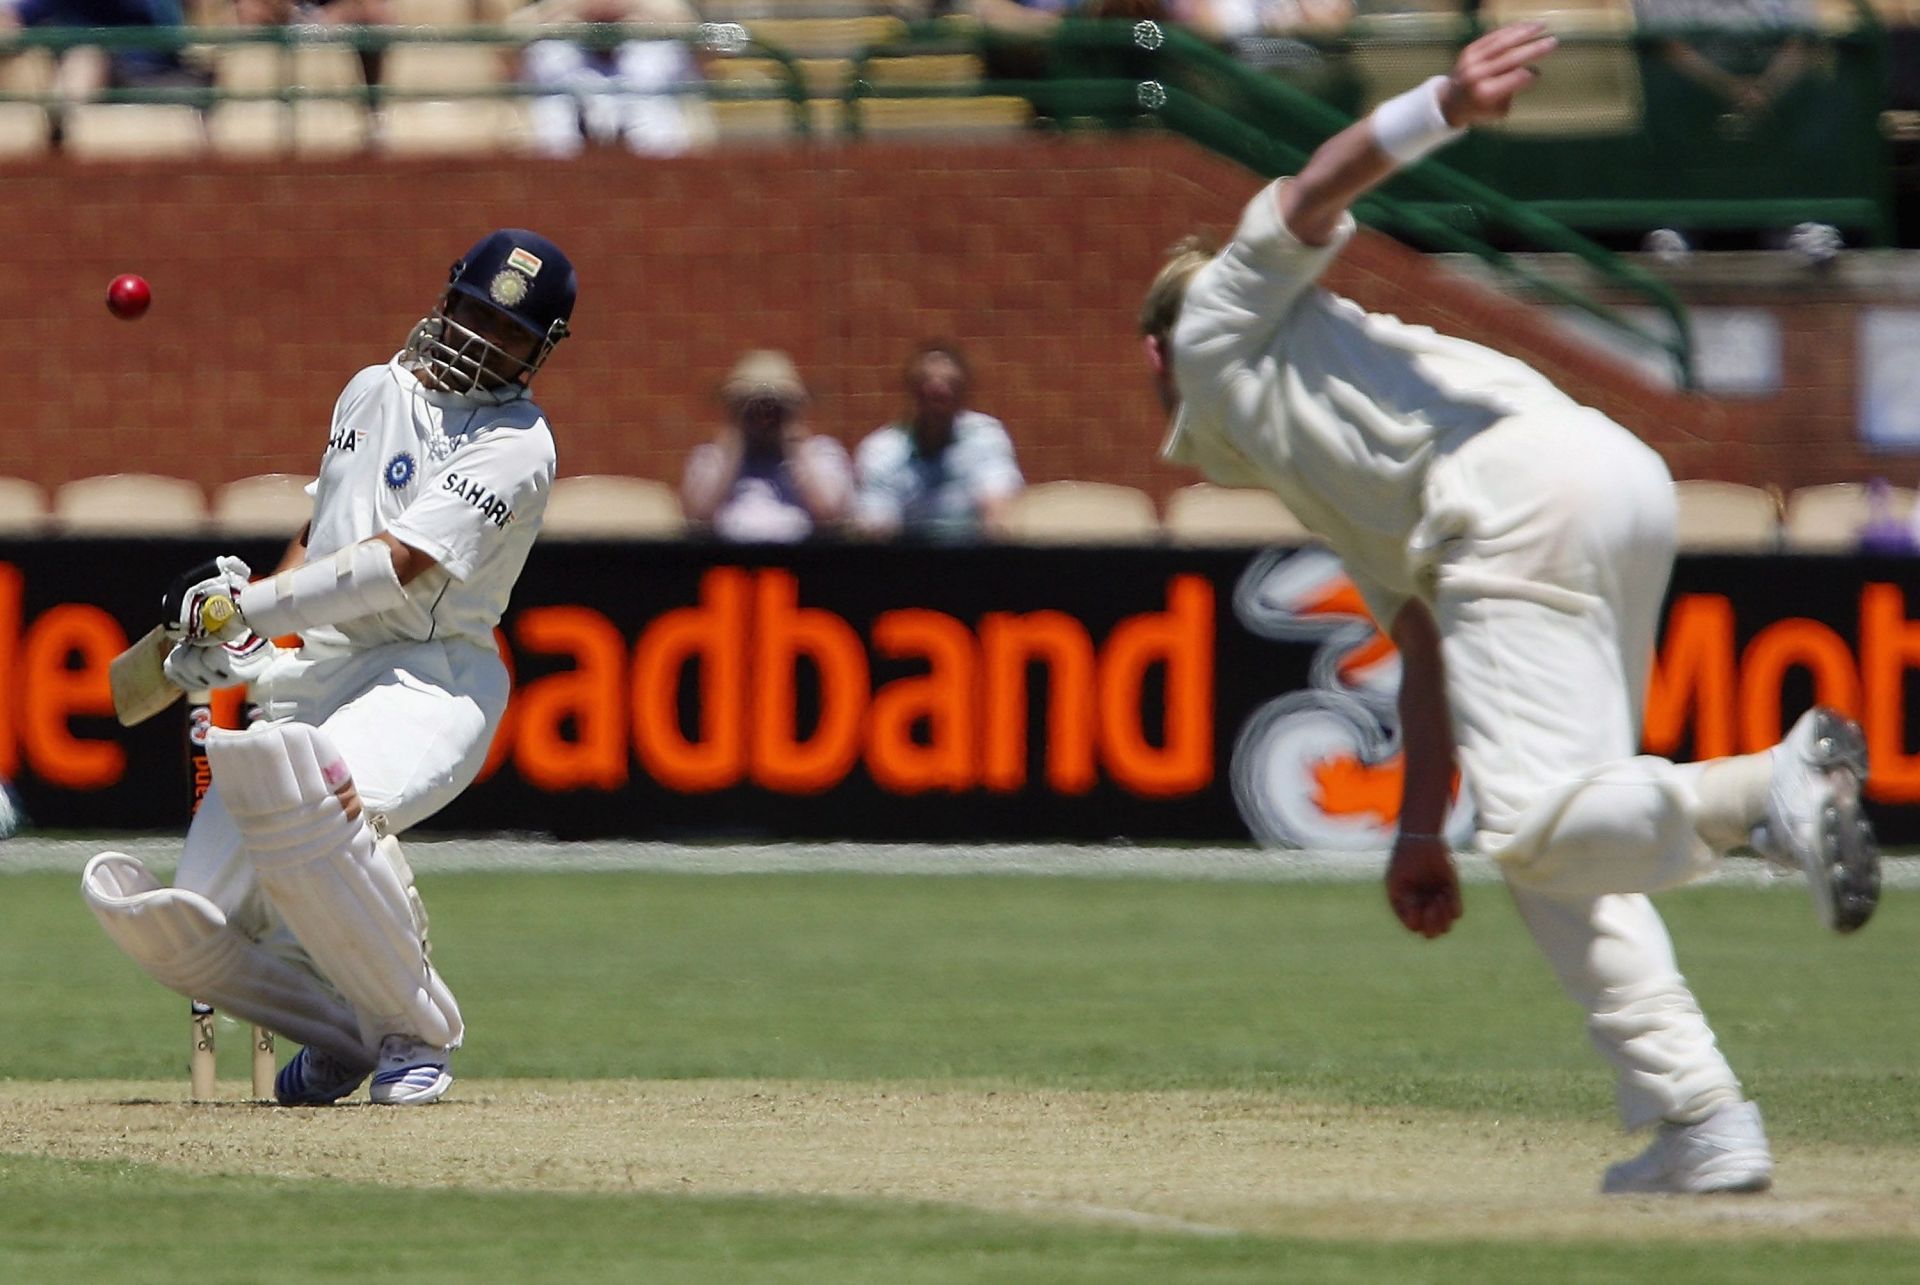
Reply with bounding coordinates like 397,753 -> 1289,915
209,723 -> 462,1050
81,851 -> 371,1067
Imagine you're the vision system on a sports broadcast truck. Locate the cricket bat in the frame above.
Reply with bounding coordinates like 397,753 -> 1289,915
108,594 -> 236,728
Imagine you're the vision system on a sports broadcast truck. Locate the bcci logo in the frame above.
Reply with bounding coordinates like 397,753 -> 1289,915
384,451 -> 417,491
488,270 -> 530,308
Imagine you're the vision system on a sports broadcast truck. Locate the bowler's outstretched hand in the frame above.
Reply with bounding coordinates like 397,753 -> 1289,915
1386,833 -> 1462,939
1439,21 -> 1558,128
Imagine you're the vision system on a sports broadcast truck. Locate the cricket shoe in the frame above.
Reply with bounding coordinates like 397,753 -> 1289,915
275,1045 -> 370,1107
1601,1101 -> 1774,1195
369,1034 -> 453,1105
1750,706 -> 1880,933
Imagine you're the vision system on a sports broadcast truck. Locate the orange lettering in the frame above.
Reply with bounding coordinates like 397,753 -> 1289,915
24,604 -> 124,788
1098,576 -> 1214,796
1859,583 -> 1920,802
633,567 -> 748,792
867,609 -> 977,793
1643,594 -> 1737,759
751,570 -> 867,793
1739,619 -> 1861,752
512,606 -> 628,791
980,611 -> 1096,793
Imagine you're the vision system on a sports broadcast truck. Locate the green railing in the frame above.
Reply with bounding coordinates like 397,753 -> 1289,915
853,20 -> 1696,386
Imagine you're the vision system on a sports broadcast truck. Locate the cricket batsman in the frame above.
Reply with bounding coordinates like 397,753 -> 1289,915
1141,23 -> 1879,1192
82,229 -> 575,1106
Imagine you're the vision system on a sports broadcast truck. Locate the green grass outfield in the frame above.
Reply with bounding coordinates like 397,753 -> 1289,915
2,853 -> 1917,1282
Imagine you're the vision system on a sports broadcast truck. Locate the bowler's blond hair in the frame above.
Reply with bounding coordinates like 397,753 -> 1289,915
1138,235 -> 1218,342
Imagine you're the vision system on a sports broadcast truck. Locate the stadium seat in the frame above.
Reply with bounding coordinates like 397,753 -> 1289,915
857,96 -> 1032,139
708,95 -> 837,141
544,476 -> 685,538
211,474 -> 314,536
867,54 -> 984,87
0,47 -> 55,98
380,99 -> 536,156
381,42 -> 510,93
1672,481 -> 1780,552
1162,484 -> 1311,547
210,100 -> 372,158
998,481 -> 1161,545
1344,10 -> 1462,114
710,52 -> 984,97
208,42 -> 372,157
0,477 -> 50,534
53,474 -> 207,534
1478,0 -> 1639,136
376,44 -> 528,154
63,105 -> 208,161
211,42 -> 285,96
207,100 -> 370,158
707,57 -> 849,95
208,100 -> 286,157
290,44 -> 370,95
388,0 -> 479,23
1784,482 -> 1915,551
0,47 -> 53,156
0,104 -> 50,159
744,17 -> 907,58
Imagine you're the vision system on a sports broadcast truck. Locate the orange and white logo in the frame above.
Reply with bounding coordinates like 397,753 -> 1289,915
1229,548 -> 1472,849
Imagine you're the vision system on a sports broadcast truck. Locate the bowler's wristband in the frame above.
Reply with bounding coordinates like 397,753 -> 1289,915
1369,76 -> 1465,165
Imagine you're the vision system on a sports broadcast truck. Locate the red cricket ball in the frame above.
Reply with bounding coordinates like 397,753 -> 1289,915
106,274 -> 151,321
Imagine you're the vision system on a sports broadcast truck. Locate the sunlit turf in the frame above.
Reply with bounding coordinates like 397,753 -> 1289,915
5,869 -> 1915,1144
4,866 -> 1916,1281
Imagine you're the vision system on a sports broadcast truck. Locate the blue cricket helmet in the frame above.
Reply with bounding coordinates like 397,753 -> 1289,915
447,229 -> 577,344
402,228 -> 577,401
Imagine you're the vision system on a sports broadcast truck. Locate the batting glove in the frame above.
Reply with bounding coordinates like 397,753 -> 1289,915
162,633 -> 278,693
170,555 -> 253,644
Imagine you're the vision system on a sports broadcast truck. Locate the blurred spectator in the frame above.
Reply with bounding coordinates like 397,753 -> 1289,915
855,342 -> 1024,541
1634,0 -> 1816,136
4,0 -> 204,98
229,0 -> 389,26
226,0 -> 392,86
509,0 -> 710,158
1633,0 -> 1844,252
681,350 -> 853,543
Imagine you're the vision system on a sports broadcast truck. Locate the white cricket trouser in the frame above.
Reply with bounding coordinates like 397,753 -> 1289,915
1421,410 -> 1742,1130
176,639 -> 509,1010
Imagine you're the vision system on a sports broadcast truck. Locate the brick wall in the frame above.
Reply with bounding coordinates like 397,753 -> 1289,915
0,137 -> 1891,500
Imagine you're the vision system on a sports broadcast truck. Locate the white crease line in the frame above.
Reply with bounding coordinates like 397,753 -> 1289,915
1016,1198 -> 1244,1238
3,837 -> 1917,889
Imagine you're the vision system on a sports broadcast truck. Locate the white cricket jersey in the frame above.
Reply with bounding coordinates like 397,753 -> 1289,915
300,356 -> 556,652
1163,179 -> 1583,623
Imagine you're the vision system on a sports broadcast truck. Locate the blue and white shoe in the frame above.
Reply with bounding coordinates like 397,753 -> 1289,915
275,1045 -> 370,1107
1751,707 -> 1880,934
369,1034 -> 453,1105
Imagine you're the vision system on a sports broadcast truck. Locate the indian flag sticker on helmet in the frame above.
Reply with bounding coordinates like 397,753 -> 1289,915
506,247 -> 544,277
489,270 -> 531,307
